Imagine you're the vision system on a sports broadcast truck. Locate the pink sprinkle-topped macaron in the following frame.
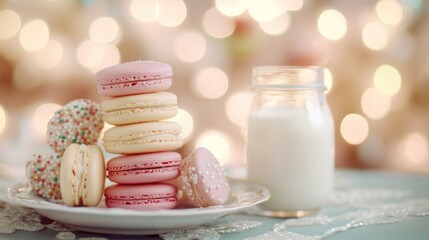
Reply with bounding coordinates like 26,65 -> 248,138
107,151 -> 181,184
104,183 -> 177,210
95,61 -> 173,97
179,147 -> 230,208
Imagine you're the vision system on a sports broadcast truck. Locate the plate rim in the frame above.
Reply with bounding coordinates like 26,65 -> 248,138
6,181 -> 270,217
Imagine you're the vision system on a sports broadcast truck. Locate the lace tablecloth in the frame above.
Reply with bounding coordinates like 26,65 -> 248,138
1,169 -> 429,240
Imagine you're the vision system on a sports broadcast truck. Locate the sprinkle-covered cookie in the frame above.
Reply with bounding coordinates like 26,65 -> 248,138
26,153 -> 62,200
46,99 -> 104,155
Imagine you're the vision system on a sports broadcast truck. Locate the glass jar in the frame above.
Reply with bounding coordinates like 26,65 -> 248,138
246,66 -> 335,217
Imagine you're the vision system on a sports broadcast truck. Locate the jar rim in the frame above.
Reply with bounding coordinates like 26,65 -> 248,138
252,65 -> 325,90
253,65 -> 322,71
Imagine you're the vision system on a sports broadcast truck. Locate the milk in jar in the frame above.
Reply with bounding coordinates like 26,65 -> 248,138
246,66 -> 334,217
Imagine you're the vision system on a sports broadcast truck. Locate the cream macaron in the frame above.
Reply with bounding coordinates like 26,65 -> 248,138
103,121 -> 183,154
60,143 -> 105,207
102,92 -> 178,126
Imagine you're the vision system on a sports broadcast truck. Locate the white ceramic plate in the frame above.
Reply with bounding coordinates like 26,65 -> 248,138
7,181 -> 270,235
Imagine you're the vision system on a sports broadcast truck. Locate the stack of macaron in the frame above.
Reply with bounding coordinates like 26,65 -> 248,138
95,60 -> 184,210
26,60 -> 231,212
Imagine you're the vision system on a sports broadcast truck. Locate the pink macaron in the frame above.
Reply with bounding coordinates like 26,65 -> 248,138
107,151 -> 181,184
179,147 -> 230,208
95,60 -> 173,97
104,183 -> 177,210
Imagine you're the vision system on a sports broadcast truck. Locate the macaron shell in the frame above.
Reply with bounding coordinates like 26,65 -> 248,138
107,151 -> 182,171
102,92 -> 178,125
108,166 -> 180,184
96,61 -> 172,84
60,144 -> 105,207
60,144 -> 79,206
95,61 -> 173,97
105,197 -> 177,211
107,151 -> 181,184
102,121 -> 183,154
85,144 -> 106,206
181,148 -> 230,207
104,183 -> 177,210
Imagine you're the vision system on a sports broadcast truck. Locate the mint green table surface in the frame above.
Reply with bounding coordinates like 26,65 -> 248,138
1,169 -> 428,240
224,169 -> 429,240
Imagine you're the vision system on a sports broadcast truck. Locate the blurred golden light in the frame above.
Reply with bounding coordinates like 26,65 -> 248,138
0,104 -> 6,136
284,0 -> 304,11
196,130 -> 231,165
89,17 -> 120,44
77,40 -> 121,72
340,113 -> 369,145
13,61 -> 42,90
362,22 -> 388,51
174,32 -> 206,62
130,0 -> 158,22
248,0 -> 286,22
77,40 -> 103,69
402,132 -> 428,164
0,9 -> 21,39
225,91 -> 252,126
169,108 -> 194,141
33,103 -> 62,136
193,67 -> 229,99
324,68 -> 333,93
215,0 -> 248,17
259,13 -> 291,36
32,39 -> 63,69
19,19 -> 50,52
376,0 -> 404,25
318,9 -> 347,40
361,88 -> 391,119
157,0 -> 187,27
373,64 -> 401,96
203,8 -> 236,39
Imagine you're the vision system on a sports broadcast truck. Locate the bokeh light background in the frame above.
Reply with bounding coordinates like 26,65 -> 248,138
1,0 -> 429,180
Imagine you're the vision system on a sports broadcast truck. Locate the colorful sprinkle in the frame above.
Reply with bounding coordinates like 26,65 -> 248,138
26,153 -> 62,200
46,99 -> 104,154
